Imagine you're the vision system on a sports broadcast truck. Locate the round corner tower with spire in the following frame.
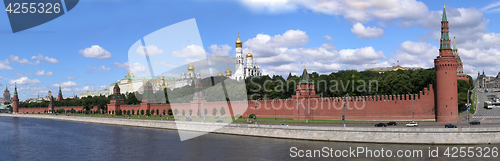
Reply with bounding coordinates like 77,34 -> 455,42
434,3 -> 459,122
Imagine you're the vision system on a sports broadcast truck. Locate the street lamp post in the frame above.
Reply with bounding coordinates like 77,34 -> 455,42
467,90 -> 472,128
254,104 -> 257,124
409,92 -> 414,122
306,99 -> 309,124
343,93 -> 349,128
283,109 -> 285,123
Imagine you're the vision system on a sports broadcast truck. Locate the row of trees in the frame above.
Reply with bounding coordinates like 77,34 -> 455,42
172,107 -> 226,117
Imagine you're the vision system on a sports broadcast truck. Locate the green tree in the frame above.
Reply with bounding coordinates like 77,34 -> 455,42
174,109 -> 178,115
168,109 -> 173,116
189,109 -> 193,117
156,109 -> 159,115
220,106 -> 226,118
132,109 -> 135,115
146,109 -> 150,116
182,110 -> 185,116
212,108 -> 217,117
141,109 -> 145,115
204,108 -> 208,116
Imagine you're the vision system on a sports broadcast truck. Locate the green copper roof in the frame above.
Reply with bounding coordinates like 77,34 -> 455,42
442,5 -> 447,21
299,68 -> 311,84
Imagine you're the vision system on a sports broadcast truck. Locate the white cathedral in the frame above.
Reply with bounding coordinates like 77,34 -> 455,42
231,34 -> 262,81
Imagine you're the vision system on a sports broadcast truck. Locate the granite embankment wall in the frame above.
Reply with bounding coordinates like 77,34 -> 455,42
2,113 -> 499,144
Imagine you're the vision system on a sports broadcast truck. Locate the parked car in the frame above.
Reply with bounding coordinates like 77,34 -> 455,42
445,124 -> 457,128
375,123 -> 387,127
470,120 -> 481,125
280,123 -> 289,126
186,118 -> 192,121
216,120 -> 223,123
406,122 -> 418,127
387,122 -> 397,126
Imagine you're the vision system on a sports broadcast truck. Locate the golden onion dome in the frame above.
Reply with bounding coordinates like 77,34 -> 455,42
225,68 -> 232,76
235,33 -> 242,47
161,77 -> 164,81
236,37 -> 242,44
218,72 -> 224,76
246,52 -> 253,58
188,63 -> 195,72
128,72 -> 133,75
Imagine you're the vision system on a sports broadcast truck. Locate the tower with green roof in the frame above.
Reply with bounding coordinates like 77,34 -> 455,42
12,83 -> 19,113
292,66 -> 319,120
434,3 -> 459,122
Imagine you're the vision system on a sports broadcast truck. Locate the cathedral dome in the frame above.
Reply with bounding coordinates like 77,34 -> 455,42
218,72 -> 224,76
188,63 -> 195,72
225,68 -> 232,76
235,34 -> 242,47
246,52 -> 253,58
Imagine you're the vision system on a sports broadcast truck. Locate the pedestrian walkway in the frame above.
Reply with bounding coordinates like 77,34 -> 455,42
473,116 -> 500,119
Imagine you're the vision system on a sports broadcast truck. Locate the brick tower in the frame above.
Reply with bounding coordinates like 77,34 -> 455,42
190,76 -> 205,117
434,4 -> 459,122
453,37 -> 468,82
12,83 -> 19,113
292,66 -> 319,120
108,83 -> 124,113
57,85 -> 63,101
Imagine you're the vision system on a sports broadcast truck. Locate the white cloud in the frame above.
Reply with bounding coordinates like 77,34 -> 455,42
129,62 -> 149,74
199,68 -> 215,77
78,45 -> 112,59
209,44 -> 232,56
74,85 -> 108,93
9,55 -> 40,65
390,41 -> 437,68
136,45 -> 165,57
31,54 -> 59,64
67,77 -> 77,80
87,65 -> 111,71
239,0 -> 428,23
50,81 -> 79,88
171,45 -> 207,58
240,0 -> 298,14
481,1 -> 500,13
351,22 -> 384,39
0,59 -> 13,70
8,77 -> 42,85
153,60 -> 175,68
338,46 -> 386,64
323,35 -> 333,41
112,62 -> 130,73
244,29 -> 309,58
34,70 -> 54,76
241,29 -> 386,76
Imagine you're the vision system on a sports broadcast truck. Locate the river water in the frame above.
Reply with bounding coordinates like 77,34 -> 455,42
1,116 -> 499,161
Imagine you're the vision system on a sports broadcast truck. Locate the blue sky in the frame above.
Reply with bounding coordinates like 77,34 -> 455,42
1,0 -> 500,101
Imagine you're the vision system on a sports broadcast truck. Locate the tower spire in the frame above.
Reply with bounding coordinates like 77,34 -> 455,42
453,37 -> 457,50
442,3 -> 447,21
14,82 -> 17,96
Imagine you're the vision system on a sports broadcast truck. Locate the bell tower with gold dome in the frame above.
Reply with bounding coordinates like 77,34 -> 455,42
233,32 -> 246,81
235,33 -> 244,72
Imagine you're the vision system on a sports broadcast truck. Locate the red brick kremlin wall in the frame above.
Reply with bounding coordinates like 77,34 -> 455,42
16,85 -> 435,121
